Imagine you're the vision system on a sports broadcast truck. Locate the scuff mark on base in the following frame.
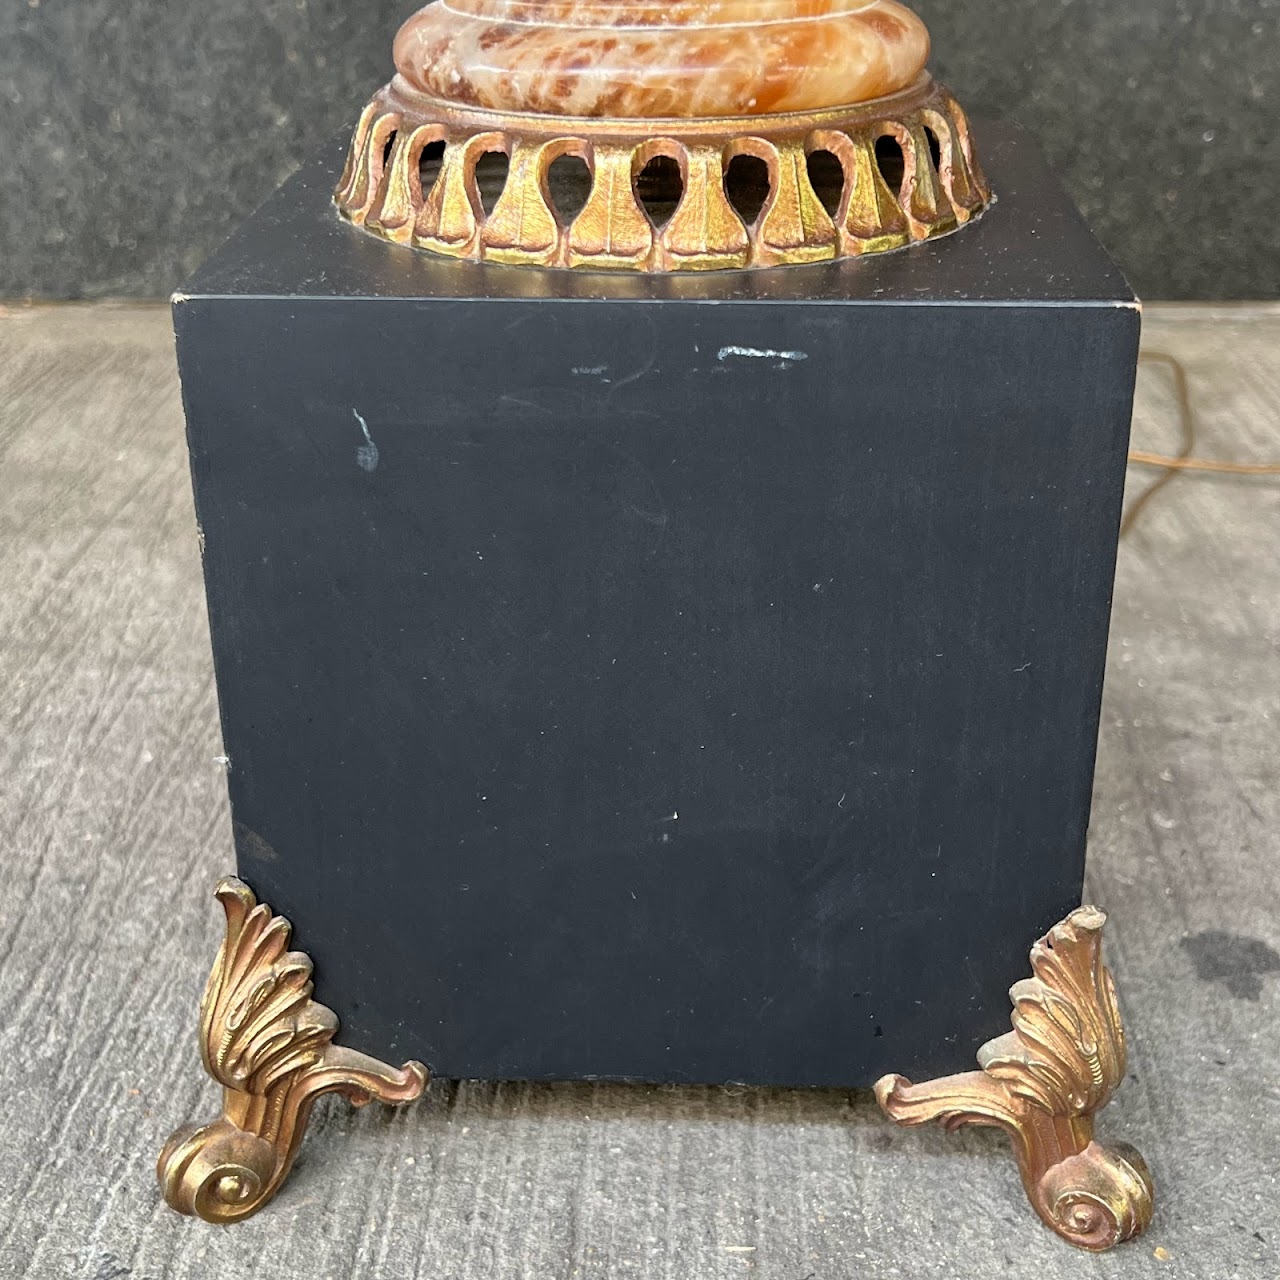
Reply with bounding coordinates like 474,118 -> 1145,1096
353,408 -> 380,472
717,345 -> 809,367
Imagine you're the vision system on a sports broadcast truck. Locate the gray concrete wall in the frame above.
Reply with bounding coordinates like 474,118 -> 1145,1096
2,0 -> 1277,300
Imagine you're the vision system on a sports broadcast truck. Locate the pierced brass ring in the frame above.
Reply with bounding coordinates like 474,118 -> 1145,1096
335,74 -> 991,272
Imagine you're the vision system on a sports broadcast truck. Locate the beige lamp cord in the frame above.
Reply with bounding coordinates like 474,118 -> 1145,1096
1121,350 -> 1280,537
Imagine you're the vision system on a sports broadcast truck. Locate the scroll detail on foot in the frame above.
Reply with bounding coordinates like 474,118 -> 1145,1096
157,877 -> 428,1223
874,907 -> 1153,1251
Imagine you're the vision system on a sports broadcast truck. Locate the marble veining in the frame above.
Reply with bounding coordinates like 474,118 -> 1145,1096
393,0 -> 931,118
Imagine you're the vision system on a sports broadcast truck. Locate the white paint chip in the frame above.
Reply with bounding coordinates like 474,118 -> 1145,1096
717,345 -> 809,364
353,409 -> 379,472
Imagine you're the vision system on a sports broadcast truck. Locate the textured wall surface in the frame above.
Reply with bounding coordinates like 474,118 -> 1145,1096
1,0 -> 1277,299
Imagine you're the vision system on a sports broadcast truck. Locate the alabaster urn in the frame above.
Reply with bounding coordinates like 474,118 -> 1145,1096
335,0 -> 991,270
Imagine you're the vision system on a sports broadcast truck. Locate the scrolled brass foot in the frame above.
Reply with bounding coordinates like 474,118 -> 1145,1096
874,907 -> 1153,1251
158,878 -> 428,1223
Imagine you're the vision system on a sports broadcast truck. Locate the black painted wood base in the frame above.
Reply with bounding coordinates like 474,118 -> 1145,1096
175,123 -> 1138,1088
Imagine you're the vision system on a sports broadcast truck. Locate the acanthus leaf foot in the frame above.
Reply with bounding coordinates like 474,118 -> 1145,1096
874,907 -> 1153,1251
158,877 -> 428,1223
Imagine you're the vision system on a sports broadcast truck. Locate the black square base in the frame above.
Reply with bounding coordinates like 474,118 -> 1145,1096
176,122 -> 1138,1088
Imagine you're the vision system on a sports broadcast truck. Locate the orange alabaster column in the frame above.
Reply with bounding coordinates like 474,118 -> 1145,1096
391,0 -> 932,118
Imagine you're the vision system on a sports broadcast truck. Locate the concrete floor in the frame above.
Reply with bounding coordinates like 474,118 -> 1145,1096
0,302 -> 1277,1279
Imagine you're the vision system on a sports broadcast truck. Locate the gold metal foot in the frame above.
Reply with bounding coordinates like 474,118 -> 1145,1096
875,907 -> 1153,1251
158,878 -> 428,1223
